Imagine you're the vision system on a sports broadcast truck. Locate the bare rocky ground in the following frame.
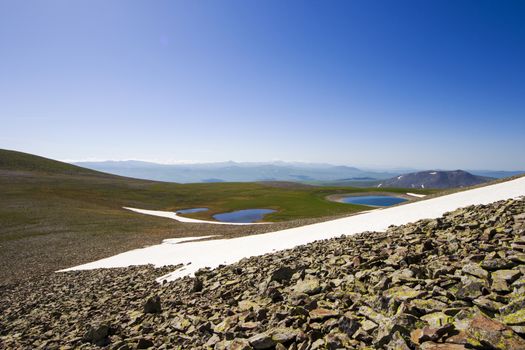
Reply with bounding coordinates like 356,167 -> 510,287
0,214 -> 328,286
1,198 -> 525,349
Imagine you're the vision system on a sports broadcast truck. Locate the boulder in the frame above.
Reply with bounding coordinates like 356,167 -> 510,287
83,323 -> 110,346
271,266 -> 295,283
192,277 -> 204,292
143,296 -> 161,314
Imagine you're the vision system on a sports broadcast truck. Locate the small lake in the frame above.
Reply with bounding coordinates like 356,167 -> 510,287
213,209 -> 276,223
177,208 -> 209,214
341,195 -> 407,207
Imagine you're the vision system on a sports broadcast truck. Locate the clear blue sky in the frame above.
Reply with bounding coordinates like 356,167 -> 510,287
1,0 -> 524,170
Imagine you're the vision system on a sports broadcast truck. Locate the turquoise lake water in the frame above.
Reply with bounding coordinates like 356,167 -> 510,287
213,209 -> 276,223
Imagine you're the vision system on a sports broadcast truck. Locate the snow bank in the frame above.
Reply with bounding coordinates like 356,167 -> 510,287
62,177 -> 525,282
406,192 -> 427,198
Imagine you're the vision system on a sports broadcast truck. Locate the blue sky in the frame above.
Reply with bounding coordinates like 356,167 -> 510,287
1,0 -> 524,170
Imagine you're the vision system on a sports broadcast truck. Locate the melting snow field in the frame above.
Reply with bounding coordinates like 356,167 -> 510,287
62,177 -> 525,282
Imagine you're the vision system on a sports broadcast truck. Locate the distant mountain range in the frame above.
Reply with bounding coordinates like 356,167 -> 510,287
72,161 -> 399,183
377,170 -> 493,189
72,160 -> 523,184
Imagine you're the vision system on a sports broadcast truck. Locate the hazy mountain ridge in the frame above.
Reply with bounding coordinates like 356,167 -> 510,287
74,160 -> 523,184
73,161 -> 399,183
378,170 -> 494,189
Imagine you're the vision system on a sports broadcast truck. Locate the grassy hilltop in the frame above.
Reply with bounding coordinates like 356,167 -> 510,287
0,149 -> 431,285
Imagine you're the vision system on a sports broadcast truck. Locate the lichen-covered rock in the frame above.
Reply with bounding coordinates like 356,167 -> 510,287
292,277 -> 321,295
461,263 -> 489,279
268,327 -> 300,343
465,314 -> 525,350
384,285 -> 425,302
491,269 -> 521,292
500,309 -> 525,326
472,296 -> 505,313
455,277 -> 484,300
409,298 -> 448,314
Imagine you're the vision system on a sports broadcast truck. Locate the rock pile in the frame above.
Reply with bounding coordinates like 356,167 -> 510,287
1,198 -> 525,349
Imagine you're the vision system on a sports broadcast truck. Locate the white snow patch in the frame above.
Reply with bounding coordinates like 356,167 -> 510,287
421,184 -> 425,189
430,172 -> 438,175
62,177 -> 525,282
406,193 -> 427,198
377,183 -> 382,188
123,207 -> 266,226
397,176 -> 403,180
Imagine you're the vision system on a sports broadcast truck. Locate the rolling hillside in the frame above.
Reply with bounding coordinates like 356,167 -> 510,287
0,149 -> 430,285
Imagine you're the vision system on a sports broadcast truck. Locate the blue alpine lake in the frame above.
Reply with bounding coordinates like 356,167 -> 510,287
341,195 -> 407,207
176,208 -> 209,214
213,209 -> 276,223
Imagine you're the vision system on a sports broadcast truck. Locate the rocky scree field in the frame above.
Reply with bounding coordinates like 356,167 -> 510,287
1,198 -> 525,349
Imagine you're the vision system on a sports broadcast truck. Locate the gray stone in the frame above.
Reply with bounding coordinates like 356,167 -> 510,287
455,278 -> 484,300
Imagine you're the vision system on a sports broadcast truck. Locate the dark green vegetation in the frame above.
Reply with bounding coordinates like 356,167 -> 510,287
0,149 -> 431,285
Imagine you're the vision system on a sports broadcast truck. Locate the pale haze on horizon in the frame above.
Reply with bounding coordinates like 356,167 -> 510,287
1,1 -> 524,170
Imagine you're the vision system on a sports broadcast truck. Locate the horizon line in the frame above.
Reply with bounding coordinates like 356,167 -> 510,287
61,158 -> 524,172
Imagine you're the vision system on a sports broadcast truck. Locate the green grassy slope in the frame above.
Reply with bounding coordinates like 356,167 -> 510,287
0,149 -> 432,285
0,149 -> 433,228
0,149 -> 106,175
